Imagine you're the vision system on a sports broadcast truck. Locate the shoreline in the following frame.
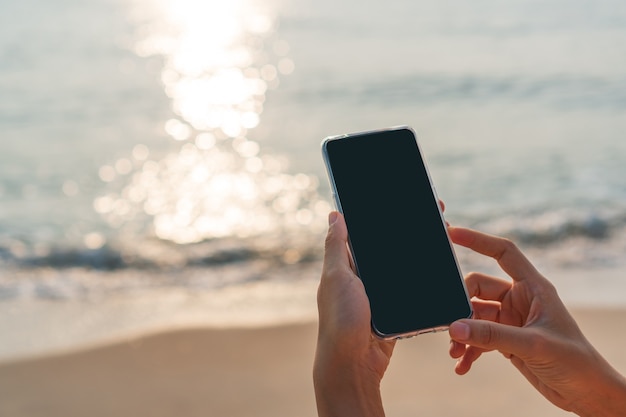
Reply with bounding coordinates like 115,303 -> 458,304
1,261 -> 624,363
1,307 -> 625,417
0,276 -> 320,363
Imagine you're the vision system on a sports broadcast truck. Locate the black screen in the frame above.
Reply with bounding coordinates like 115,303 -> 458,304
323,127 -> 471,337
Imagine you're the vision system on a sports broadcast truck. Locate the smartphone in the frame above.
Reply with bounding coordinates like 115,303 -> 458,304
321,126 -> 472,339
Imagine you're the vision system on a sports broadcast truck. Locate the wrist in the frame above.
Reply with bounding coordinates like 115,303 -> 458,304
572,363 -> 626,417
313,348 -> 385,417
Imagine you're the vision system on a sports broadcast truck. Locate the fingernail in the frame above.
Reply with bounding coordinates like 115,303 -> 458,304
449,321 -> 470,341
328,211 -> 339,226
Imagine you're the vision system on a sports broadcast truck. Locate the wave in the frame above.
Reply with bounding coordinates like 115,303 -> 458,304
0,234 -> 322,271
474,210 -> 619,245
2,205 -> 625,302
0,209 -> 626,271
0,231 -> 324,301
3,206 -> 626,270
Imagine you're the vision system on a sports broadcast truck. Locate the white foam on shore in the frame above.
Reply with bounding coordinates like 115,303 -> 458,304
1,260 -> 625,363
0,277 -> 319,362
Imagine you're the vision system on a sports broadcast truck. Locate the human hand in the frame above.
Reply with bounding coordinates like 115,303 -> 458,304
447,226 -> 626,417
313,211 -> 395,417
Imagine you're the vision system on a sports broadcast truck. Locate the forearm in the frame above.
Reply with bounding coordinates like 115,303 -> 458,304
313,351 -> 386,417
572,364 -> 626,417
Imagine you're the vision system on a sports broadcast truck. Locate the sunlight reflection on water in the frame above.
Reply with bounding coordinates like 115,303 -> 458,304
95,0 -> 329,244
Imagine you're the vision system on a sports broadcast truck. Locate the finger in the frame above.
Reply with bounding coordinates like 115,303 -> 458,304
464,272 -> 512,302
448,227 -> 538,282
471,299 -> 501,322
449,319 -> 533,359
320,212 -> 356,292
449,339 -> 466,359
322,212 -> 350,271
438,200 -> 451,227
454,345 -> 485,375
378,337 -> 397,357
318,212 -> 364,325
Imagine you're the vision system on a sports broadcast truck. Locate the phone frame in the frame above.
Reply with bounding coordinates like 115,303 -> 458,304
321,125 -> 472,340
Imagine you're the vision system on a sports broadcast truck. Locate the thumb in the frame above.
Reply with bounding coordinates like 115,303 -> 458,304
449,319 -> 532,358
322,211 -> 351,273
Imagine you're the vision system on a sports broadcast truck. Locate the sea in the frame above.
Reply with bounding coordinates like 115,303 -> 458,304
1,0 -> 626,360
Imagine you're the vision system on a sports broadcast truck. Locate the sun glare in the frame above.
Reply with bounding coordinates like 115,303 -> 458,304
97,0 -> 327,244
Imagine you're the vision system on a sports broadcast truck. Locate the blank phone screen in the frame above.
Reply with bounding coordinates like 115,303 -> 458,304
323,127 -> 471,337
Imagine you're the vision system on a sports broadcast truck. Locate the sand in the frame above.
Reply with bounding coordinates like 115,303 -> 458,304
0,308 -> 624,417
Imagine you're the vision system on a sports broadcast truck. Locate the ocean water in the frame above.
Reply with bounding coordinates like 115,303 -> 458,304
2,0 -> 626,359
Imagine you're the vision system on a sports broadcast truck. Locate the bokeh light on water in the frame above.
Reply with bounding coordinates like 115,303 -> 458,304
95,0 -> 329,244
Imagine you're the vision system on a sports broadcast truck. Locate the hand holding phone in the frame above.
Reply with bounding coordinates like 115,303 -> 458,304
321,126 -> 472,339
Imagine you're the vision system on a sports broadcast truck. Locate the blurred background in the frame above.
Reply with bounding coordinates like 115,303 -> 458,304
2,0 -> 626,360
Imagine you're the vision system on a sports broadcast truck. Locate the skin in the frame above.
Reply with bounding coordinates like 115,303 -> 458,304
314,211 -> 626,417
314,211 -> 394,417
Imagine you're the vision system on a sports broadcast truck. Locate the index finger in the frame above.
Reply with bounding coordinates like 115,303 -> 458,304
448,226 -> 539,282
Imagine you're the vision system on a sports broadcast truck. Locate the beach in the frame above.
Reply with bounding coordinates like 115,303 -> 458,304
1,307 -> 624,417
3,0 -> 626,415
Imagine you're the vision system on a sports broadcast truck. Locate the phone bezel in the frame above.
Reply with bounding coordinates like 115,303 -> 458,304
321,125 -> 473,340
